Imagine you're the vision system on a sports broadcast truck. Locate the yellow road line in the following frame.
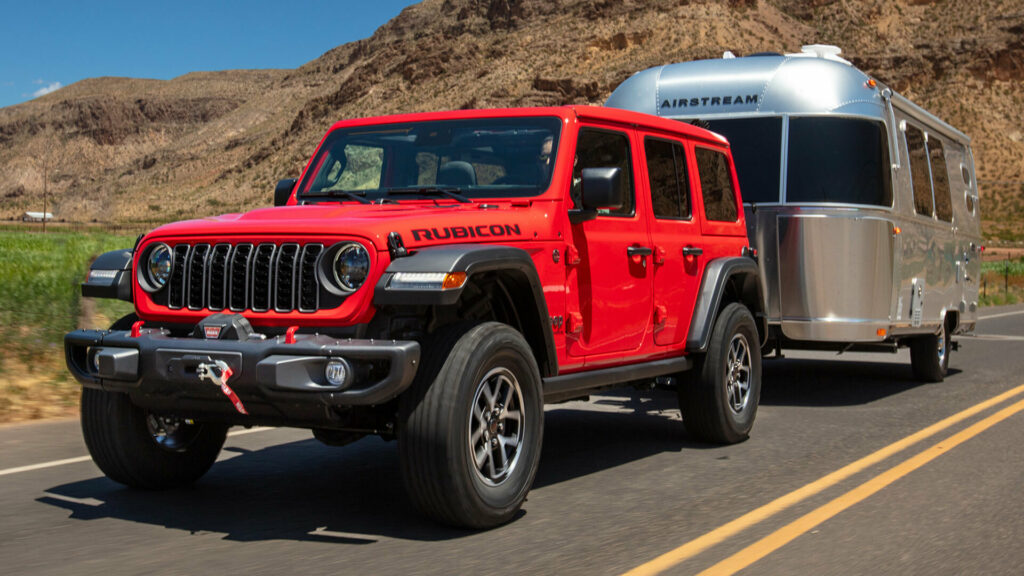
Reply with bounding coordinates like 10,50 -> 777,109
623,383 -> 1024,576
700,396 -> 1024,575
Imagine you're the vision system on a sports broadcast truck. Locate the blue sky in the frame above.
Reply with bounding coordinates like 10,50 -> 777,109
0,0 -> 422,109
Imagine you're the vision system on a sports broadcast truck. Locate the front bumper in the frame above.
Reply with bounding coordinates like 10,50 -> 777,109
64,327 -> 421,418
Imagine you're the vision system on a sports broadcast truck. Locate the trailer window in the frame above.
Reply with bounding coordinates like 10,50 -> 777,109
644,137 -> 690,219
787,117 -> 892,206
703,117 -> 782,203
905,124 -> 933,217
928,138 -> 952,222
695,148 -> 738,222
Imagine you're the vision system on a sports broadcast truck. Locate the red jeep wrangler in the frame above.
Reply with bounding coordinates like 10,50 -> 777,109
66,106 -> 764,528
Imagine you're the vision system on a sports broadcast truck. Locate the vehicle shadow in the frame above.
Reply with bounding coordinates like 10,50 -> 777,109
760,355 -> 961,407
37,388 -> 702,544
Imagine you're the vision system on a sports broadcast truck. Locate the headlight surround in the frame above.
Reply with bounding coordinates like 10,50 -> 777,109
143,243 -> 172,291
332,242 -> 370,293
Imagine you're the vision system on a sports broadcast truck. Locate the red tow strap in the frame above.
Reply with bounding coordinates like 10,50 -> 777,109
197,361 -> 248,415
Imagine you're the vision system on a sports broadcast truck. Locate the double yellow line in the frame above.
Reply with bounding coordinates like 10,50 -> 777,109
624,383 -> 1024,576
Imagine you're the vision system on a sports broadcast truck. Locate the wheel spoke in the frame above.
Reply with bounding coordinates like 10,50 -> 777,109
487,448 -> 497,478
475,444 -> 489,469
497,437 -> 509,472
482,381 -> 497,410
470,424 -> 484,446
504,409 -> 522,423
501,382 -> 514,414
499,433 -> 519,449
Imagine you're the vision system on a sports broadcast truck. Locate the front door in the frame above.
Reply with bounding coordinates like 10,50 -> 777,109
566,126 -> 653,359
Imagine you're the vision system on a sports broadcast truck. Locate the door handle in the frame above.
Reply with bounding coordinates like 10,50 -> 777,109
627,246 -> 653,257
682,246 -> 703,256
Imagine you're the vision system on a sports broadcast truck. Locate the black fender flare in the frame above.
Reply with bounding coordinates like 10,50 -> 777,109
686,257 -> 765,352
373,244 -> 557,376
82,249 -> 134,302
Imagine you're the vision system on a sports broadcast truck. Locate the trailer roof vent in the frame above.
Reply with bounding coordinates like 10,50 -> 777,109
795,44 -> 852,65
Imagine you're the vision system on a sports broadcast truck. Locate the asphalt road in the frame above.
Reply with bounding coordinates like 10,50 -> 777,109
3,305 -> 1024,575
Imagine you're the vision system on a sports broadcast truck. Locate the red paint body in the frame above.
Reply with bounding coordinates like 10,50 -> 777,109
133,106 -> 748,375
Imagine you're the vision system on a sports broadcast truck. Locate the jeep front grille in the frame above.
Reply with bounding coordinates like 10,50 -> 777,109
165,242 -> 325,313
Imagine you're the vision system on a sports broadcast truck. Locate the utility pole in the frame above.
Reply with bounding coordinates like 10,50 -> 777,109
42,163 -> 47,234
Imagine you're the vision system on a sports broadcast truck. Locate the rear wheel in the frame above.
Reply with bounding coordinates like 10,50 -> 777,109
81,388 -> 228,489
679,303 -> 761,444
910,321 -> 949,382
399,322 -> 543,529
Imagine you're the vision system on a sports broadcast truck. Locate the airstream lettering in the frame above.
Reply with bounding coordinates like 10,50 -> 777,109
607,45 -> 982,381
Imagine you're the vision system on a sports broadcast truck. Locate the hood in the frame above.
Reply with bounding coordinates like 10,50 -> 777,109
143,200 -> 558,250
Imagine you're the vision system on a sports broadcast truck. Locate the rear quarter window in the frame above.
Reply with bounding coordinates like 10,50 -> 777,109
695,147 -> 738,222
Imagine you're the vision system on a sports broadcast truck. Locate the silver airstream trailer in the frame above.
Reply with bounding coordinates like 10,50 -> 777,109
606,45 -> 982,381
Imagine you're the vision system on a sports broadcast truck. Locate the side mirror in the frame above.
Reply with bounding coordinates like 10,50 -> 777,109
582,167 -> 624,210
274,178 -> 298,207
569,167 -> 624,224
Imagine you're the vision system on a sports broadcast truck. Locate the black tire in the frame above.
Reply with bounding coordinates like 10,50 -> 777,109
398,322 -> 544,529
678,302 -> 761,444
81,388 -> 228,489
910,322 -> 949,382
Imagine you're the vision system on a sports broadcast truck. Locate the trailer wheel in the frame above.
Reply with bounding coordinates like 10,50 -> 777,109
399,322 -> 543,529
679,303 -> 761,444
81,388 -> 228,489
910,322 -> 949,382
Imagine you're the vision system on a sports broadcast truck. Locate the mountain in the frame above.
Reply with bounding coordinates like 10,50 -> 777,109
1,0 -> 1021,242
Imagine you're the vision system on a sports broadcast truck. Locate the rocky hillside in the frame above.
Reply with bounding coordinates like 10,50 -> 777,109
1,0 -> 1021,241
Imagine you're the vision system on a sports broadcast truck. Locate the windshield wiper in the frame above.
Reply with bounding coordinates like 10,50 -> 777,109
301,190 -> 371,204
385,186 -> 472,203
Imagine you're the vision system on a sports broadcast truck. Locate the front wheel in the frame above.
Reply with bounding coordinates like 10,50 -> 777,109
678,302 -> 762,444
81,388 -> 228,489
910,321 -> 949,382
399,322 -> 543,529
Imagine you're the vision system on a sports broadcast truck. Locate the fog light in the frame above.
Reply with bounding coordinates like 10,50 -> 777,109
324,358 -> 351,389
91,349 -> 102,373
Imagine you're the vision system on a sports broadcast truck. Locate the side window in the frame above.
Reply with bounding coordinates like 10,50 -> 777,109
695,148 -> 738,222
334,144 -> 384,190
905,124 -> 933,217
644,137 -> 690,219
572,128 -> 635,216
928,137 -> 952,222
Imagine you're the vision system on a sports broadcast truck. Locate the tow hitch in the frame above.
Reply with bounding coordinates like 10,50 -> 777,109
197,360 -> 248,415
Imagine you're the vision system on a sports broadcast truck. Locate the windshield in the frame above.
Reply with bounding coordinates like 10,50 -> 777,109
297,117 -> 563,202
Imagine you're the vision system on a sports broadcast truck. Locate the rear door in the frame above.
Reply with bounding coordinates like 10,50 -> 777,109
641,134 -> 704,346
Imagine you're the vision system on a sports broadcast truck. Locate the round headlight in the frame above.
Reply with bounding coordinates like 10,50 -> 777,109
333,243 -> 370,293
146,244 -> 172,289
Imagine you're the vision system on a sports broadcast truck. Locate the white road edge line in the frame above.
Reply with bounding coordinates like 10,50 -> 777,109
41,492 -> 105,506
978,309 -> 1024,321
0,456 -> 93,478
0,426 -> 275,478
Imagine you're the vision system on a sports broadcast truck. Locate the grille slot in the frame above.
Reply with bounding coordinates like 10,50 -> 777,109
206,244 -> 232,311
161,241 -> 327,313
250,244 -> 277,313
274,244 -> 300,312
167,245 -> 191,309
187,244 -> 211,310
299,244 -> 324,312
228,244 -> 253,312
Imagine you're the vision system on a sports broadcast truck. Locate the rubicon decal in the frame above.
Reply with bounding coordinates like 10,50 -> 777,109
411,224 -> 522,241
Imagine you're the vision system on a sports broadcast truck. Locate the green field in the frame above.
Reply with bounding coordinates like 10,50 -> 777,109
980,258 -> 1024,306
0,229 -> 135,421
